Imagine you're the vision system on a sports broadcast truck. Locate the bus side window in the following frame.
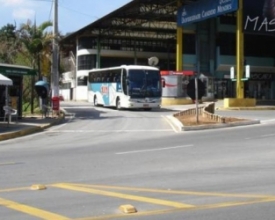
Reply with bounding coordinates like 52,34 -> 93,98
95,72 -> 100,82
99,73 -> 102,82
102,71 -> 107,82
89,74 -> 93,82
114,73 -> 119,82
108,72 -> 113,82
122,69 -> 127,94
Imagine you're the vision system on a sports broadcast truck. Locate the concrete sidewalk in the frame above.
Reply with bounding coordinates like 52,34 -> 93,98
0,115 -> 64,142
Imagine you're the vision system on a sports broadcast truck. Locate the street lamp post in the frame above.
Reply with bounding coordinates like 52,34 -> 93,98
52,0 -> 59,98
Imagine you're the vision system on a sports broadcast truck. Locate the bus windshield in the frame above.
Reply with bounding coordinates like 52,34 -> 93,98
127,69 -> 161,98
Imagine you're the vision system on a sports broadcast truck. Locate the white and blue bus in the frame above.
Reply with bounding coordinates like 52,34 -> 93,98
87,65 -> 162,110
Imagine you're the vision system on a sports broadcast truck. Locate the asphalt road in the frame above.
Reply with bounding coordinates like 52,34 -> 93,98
0,101 -> 275,220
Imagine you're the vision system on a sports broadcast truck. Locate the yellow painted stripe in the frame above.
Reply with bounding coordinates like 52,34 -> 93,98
198,197 -> 275,210
66,183 -> 275,199
0,187 -> 29,193
52,183 -> 194,208
75,197 -> 275,220
75,208 -> 176,220
0,197 -> 70,220
0,162 -> 17,166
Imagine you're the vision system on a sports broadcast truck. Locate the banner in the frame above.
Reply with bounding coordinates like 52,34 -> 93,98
177,0 -> 238,26
243,0 -> 275,35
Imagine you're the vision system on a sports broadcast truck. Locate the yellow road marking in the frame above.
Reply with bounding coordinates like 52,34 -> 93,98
51,183 -> 194,208
75,208 -> 176,220
0,187 -> 29,193
0,197 -> 70,220
0,162 -> 18,166
66,183 -> 275,199
196,197 -> 275,210
75,197 -> 275,220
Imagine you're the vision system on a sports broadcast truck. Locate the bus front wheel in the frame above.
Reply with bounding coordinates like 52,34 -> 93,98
116,98 -> 121,110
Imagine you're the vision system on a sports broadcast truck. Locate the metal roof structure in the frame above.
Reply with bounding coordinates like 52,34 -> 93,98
60,0 -> 199,50
0,63 -> 37,76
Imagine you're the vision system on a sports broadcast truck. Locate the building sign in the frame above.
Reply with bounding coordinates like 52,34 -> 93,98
250,73 -> 274,80
0,64 -> 37,76
177,0 -> 238,26
243,0 -> 275,35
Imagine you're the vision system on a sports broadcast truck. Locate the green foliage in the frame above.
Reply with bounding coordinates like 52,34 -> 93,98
0,23 -> 20,63
22,101 -> 40,114
19,20 -> 53,71
0,20 -> 54,114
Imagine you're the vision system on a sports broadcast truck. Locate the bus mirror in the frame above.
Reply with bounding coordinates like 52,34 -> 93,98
161,78 -> 165,88
126,79 -> 129,85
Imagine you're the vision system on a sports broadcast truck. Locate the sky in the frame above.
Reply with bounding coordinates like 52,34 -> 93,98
0,0 -> 131,35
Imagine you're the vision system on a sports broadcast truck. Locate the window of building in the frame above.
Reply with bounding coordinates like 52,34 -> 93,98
183,33 -> 196,54
245,34 -> 275,57
78,37 -> 96,50
77,76 -> 87,86
218,32 -> 236,55
78,55 -> 95,70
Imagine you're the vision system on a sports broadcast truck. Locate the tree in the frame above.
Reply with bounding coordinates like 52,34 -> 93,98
0,23 -> 20,63
19,20 -> 53,113
19,20 -> 53,80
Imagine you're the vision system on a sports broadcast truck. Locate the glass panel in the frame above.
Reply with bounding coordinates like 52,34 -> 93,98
77,55 -> 95,70
127,69 -> 161,98
77,76 -> 87,86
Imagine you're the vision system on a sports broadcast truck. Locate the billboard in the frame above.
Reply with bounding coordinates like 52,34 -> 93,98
243,0 -> 275,35
177,0 -> 238,26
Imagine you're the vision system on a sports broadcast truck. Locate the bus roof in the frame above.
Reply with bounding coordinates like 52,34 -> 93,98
89,65 -> 159,72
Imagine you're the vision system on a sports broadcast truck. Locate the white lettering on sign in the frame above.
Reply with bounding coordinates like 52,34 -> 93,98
219,0 -> 232,4
244,16 -> 275,32
182,8 -> 187,16
182,13 -> 201,23
217,4 -> 232,13
250,73 -> 272,80
202,9 -> 216,18
180,0 -> 236,25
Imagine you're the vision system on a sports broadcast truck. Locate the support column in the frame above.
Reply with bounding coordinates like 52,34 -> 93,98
96,38 -> 101,68
162,0 -> 193,105
236,0 -> 244,98
176,27 -> 183,71
176,0 -> 183,71
224,0 -> 256,107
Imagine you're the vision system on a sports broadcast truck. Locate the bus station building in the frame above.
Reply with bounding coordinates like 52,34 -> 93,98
60,0 -> 275,106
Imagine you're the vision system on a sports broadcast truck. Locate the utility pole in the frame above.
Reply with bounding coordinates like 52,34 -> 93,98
195,27 -> 200,124
52,0 -> 59,98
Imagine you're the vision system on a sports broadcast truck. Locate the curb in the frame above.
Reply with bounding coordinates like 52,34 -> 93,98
166,116 -> 261,132
0,126 -> 43,141
216,107 -> 275,111
0,117 -> 64,142
181,119 -> 261,131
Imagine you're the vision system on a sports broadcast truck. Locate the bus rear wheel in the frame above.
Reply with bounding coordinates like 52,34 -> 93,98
116,98 -> 121,110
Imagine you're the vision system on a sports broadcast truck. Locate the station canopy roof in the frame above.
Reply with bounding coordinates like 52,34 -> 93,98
0,73 -> 13,86
0,63 -> 37,76
60,0 -> 199,49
